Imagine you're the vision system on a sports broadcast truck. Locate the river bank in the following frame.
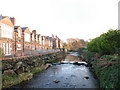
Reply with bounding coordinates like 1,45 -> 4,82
78,48 -> 120,88
2,51 -> 66,89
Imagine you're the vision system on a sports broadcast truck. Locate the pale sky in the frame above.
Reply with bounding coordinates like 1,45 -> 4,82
0,0 -> 119,41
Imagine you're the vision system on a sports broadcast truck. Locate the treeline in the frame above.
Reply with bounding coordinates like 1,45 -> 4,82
63,38 -> 87,51
87,29 -> 120,55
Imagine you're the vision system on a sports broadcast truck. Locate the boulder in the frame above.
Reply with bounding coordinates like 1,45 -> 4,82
33,62 -> 39,67
2,64 -> 13,70
45,64 -> 52,69
33,60 -> 37,62
3,70 -> 15,76
53,79 -> 60,83
14,62 -> 23,70
24,67 -> 31,72
15,67 -> 24,75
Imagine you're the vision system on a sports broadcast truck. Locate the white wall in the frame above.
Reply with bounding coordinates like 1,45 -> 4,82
18,30 -> 21,37
25,33 -> 30,42
1,23 -> 13,39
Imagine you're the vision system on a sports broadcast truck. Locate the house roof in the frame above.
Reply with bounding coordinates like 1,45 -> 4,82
0,16 -> 7,20
46,36 -> 50,39
38,34 -> 41,37
21,27 -> 28,32
14,26 -> 20,29
48,37 -> 53,41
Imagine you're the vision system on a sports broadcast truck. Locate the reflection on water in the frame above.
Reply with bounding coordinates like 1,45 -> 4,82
62,52 -> 81,62
65,55 -> 81,62
61,52 -> 86,65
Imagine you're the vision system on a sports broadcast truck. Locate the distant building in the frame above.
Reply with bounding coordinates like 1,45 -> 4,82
31,30 -> 36,50
52,35 -> 56,49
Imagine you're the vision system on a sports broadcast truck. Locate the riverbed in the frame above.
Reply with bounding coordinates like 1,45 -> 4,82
11,52 -> 99,88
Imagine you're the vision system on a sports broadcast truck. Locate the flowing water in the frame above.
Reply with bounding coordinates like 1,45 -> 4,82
11,52 -> 99,88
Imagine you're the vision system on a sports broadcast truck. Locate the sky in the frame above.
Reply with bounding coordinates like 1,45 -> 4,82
0,0 -> 119,42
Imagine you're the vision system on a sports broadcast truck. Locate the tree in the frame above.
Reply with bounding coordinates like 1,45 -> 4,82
87,29 -> 120,55
66,38 -> 86,50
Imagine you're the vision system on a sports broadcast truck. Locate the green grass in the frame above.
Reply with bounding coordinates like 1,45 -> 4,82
31,65 -> 46,74
2,64 -> 47,88
2,72 -> 33,88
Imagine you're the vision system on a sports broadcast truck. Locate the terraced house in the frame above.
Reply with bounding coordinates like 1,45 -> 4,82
0,16 -> 14,56
0,15 -> 63,57
14,26 -> 23,56
31,30 -> 37,50
21,27 -> 31,55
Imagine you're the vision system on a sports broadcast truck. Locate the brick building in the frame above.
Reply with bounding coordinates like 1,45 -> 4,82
14,26 -> 23,56
21,27 -> 31,55
0,16 -> 14,56
0,15 -> 63,57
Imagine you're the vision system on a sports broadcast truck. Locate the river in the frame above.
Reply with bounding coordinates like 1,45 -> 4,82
11,52 -> 99,88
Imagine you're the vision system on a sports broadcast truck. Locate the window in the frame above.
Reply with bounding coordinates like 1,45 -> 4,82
1,23 -> 13,39
25,33 -> 30,42
18,30 -> 21,37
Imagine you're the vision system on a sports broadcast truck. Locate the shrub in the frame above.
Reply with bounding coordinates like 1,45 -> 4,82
78,48 -> 96,63
94,61 -> 120,88
87,30 -> 120,55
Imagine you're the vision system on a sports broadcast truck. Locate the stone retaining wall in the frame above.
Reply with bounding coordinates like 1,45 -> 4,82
2,51 -> 66,76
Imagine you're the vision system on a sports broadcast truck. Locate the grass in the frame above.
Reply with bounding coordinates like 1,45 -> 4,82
31,64 -> 46,74
2,72 -> 33,88
2,64 -> 47,88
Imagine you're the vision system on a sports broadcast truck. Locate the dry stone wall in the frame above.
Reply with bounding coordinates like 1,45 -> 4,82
2,51 -> 66,76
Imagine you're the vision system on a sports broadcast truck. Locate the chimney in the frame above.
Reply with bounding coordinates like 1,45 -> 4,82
32,30 -> 36,34
52,34 -> 54,38
55,35 -> 58,39
10,17 -> 16,26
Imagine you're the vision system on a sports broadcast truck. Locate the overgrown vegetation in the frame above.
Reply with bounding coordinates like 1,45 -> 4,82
78,29 -> 120,88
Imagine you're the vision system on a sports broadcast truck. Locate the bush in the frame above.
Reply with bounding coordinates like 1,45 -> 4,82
87,30 -> 120,55
78,48 -> 96,63
100,54 -> 120,61
78,48 -> 120,88
94,61 -> 120,88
